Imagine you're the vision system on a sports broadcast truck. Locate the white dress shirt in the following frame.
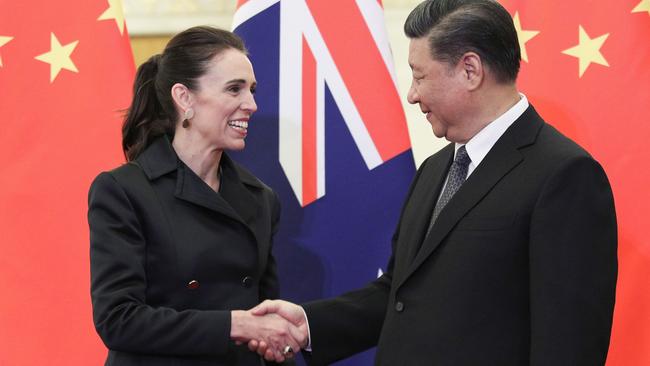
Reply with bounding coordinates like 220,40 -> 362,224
454,93 -> 529,176
442,93 -> 529,195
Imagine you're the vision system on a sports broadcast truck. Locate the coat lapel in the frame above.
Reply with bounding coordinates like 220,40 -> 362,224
223,160 -> 273,274
398,106 -> 544,288
136,136 -> 270,275
218,153 -> 261,229
174,162 -> 249,224
137,136 -> 260,228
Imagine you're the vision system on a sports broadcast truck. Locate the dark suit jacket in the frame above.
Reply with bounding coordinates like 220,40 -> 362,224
89,136 -> 281,366
303,106 -> 617,366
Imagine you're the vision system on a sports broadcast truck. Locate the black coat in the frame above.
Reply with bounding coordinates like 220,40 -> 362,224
303,106 -> 617,366
89,136 -> 281,365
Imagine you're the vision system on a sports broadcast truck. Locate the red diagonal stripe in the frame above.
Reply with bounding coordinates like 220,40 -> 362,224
306,0 -> 410,162
302,36 -> 318,206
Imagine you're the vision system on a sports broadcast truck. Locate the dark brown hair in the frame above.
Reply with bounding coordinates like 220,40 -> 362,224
122,26 -> 247,161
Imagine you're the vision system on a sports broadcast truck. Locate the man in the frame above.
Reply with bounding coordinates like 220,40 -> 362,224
252,0 -> 617,364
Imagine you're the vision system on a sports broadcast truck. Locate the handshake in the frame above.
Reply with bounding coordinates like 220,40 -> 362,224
231,300 -> 309,363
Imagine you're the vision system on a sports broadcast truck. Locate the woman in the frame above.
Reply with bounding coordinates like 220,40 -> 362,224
88,26 -> 301,365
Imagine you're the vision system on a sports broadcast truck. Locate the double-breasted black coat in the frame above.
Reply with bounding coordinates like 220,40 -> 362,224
89,136 -> 281,365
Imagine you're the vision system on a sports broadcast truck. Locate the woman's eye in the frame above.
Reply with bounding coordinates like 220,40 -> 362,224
250,87 -> 257,94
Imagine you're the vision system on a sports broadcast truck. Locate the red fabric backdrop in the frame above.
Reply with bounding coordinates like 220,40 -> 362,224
0,0 -> 134,364
500,1 -> 650,364
0,0 -> 647,364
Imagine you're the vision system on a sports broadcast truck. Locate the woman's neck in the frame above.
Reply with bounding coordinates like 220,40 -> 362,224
172,136 -> 223,192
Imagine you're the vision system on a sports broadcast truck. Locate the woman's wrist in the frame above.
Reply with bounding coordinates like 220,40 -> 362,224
230,310 -> 251,340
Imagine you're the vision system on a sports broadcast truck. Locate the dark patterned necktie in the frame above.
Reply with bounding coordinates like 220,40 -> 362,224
426,145 -> 471,236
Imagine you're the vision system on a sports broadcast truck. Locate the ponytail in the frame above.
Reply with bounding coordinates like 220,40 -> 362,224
121,55 -> 173,161
121,27 -> 248,161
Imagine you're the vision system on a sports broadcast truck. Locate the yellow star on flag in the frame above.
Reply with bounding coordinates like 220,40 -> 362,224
34,33 -> 79,83
513,12 -> 539,63
98,0 -> 126,35
632,0 -> 650,15
0,36 -> 13,67
561,25 -> 609,78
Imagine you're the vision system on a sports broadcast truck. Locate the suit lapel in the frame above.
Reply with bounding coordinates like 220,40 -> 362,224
398,106 -> 544,288
402,145 -> 454,264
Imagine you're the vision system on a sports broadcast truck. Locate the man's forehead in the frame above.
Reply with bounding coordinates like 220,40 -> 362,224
408,37 -> 430,70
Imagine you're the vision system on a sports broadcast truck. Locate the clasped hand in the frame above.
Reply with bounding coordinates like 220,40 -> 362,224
231,300 -> 309,362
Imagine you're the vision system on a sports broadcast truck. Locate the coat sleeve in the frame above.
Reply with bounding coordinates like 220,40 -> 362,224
88,172 -> 232,356
259,190 -> 281,301
528,156 -> 617,365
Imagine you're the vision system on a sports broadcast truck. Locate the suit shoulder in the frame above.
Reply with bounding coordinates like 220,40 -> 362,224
535,122 -> 593,161
528,122 -> 611,189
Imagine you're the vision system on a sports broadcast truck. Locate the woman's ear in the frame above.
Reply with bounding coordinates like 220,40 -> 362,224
171,83 -> 193,111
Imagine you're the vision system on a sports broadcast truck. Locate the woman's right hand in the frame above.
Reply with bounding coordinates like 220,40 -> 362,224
230,310 -> 304,362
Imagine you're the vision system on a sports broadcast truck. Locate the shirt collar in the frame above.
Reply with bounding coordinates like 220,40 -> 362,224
455,93 -> 529,170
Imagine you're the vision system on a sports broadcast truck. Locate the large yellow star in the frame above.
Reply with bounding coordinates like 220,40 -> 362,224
98,0 -> 126,35
561,25 -> 609,78
0,36 -> 13,67
34,33 -> 79,83
632,0 -> 650,15
513,12 -> 539,63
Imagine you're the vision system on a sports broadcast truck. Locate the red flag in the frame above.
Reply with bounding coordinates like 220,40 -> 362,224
500,1 -> 650,364
0,0 -> 134,364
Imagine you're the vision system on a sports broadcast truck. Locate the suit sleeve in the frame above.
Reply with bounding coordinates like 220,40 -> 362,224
301,259 -> 392,366
300,160 -> 427,366
88,172 -> 232,356
528,156 -> 617,365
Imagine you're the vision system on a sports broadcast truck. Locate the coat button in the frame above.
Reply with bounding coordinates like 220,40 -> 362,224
187,280 -> 200,290
395,301 -> 404,312
242,276 -> 253,288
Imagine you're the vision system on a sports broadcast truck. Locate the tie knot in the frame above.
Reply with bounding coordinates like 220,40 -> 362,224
454,146 -> 471,167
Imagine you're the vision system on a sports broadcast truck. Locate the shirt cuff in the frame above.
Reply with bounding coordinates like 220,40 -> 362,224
300,306 -> 312,352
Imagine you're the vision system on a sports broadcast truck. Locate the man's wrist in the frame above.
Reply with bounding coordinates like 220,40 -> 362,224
299,306 -> 313,352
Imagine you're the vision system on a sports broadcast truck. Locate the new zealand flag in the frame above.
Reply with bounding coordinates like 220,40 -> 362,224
232,1 -> 415,364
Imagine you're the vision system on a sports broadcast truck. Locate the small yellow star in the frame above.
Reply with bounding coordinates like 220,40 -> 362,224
0,36 -> 13,67
513,11 -> 539,63
98,0 -> 126,35
632,0 -> 650,15
561,25 -> 609,78
34,33 -> 79,83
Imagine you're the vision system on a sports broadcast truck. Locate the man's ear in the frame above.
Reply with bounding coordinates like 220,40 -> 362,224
171,83 -> 193,111
457,52 -> 484,91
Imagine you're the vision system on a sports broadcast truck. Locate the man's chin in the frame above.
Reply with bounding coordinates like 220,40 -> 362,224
430,126 -> 447,140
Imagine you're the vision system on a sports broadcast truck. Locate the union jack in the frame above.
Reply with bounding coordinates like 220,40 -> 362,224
234,0 -> 410,206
